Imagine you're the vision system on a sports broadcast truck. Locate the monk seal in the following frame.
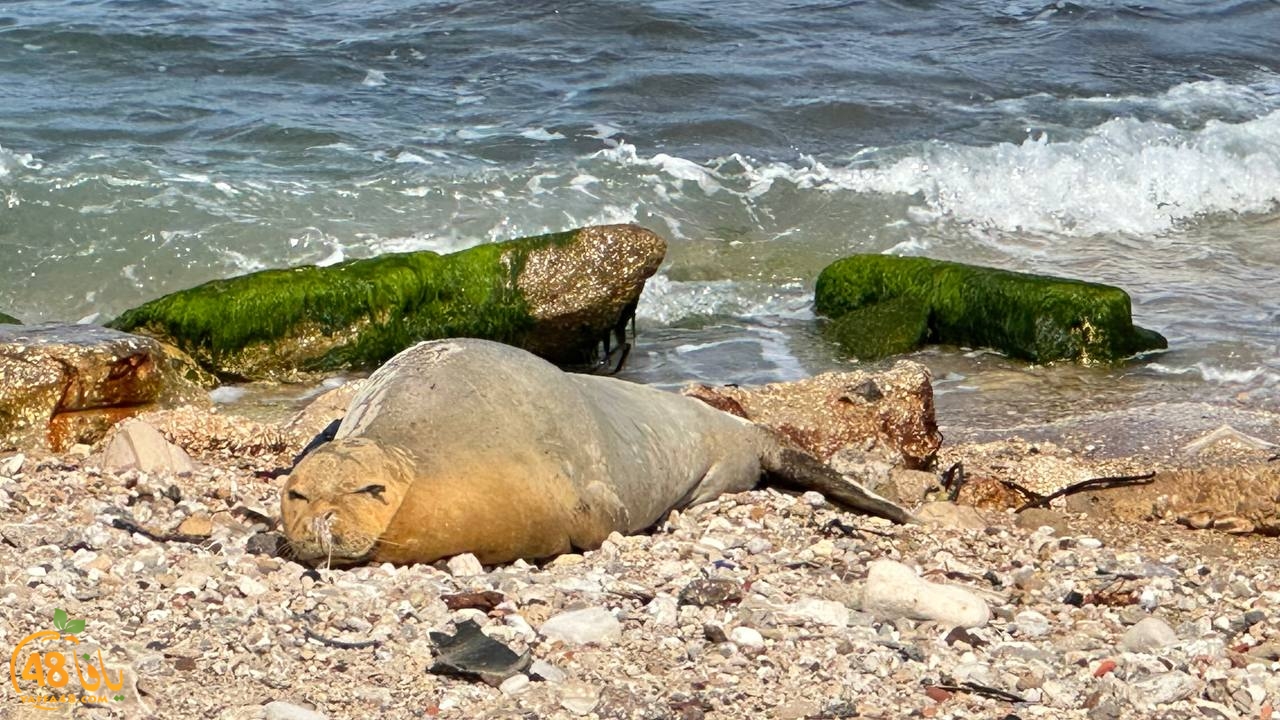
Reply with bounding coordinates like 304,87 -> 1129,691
281,338 -> 911,566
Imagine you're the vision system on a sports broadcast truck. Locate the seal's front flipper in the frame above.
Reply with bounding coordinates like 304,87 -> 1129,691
763,446 -> 914,524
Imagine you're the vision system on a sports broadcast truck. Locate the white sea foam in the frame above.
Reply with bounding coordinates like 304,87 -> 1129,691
1147,362 -> 1279,386
519,127 -> 566,142
0,144 -> 42,178
587,79 -> 1280,237
361,69 -> 387,87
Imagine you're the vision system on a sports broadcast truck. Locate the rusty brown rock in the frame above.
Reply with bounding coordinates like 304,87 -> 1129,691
0,324 -> 211,452
681,360 -> 941,470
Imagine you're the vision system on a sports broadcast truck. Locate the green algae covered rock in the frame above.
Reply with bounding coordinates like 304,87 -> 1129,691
0,312 -> 19,325
814,255 -> 1167,364
108,224 -> 666,381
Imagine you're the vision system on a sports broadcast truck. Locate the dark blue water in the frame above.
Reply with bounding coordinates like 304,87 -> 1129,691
1,0 -> 1278,427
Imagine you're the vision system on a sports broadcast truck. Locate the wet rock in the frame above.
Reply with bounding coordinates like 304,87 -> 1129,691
862,559 -> 991,628
1122,617 -> 1180,653
682,360 -> 941,469
0,323 -> 210,451
100,419 -> 197,474
110,224 -> 666,379
539,607 -> 621,646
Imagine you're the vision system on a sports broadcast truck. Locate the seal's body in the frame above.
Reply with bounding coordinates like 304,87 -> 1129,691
282,338 -> 909,566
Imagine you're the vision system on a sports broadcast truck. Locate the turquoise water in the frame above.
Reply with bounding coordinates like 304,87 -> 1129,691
1,1 -> 1277,431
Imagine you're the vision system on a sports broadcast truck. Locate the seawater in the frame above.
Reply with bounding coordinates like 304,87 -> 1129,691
1,1 -> 1277,437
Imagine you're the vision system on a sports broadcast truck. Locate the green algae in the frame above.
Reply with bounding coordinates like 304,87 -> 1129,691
0,312 -> 19,325
814,255 -> 1167,364
107,231 -> 583,381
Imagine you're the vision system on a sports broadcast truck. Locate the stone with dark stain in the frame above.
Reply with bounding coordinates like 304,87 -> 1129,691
0,323 -> 211,452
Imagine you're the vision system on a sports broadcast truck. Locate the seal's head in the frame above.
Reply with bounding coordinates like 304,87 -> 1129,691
281,438 -> 413,567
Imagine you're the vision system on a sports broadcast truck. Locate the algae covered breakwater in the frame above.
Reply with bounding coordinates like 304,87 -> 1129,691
814,255 -> 1167,364
108,225 -> 666,382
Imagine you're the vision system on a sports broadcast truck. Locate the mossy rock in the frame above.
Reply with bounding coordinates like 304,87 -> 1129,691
814,255 -> 1167,364
108,225 -> 666,381
0,312 -> 19,325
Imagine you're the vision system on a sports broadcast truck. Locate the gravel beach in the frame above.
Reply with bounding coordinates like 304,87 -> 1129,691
2,399 -> 1278,720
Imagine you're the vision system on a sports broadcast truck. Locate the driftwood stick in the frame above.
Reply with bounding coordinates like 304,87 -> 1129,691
1015,472 -> 1157,513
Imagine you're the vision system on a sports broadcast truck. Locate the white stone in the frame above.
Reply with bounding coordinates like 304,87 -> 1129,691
730,626 -> 765,649
646,595 -> 678,627
1122,617 -> 1180,653
1014,610 -> 1051,638
540,607 -> 622,646
238,577 -> 268,597
1128,671 -> 1201,706
862,559 -> 990,629
0,452 -> 24,477
100,420 -> 196,474
445,553 -> 485,577
559,681 -> 600,716
263,701 -> 329,720
774,598 -> 849,628
499,674 -> 530,696
529,659 -> 567,683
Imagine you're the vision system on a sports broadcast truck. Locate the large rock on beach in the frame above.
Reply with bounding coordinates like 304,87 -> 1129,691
0,323 -> 210,452
681,360 -> 941,470
108,224 -> 667,381
814,254 -> 1167,364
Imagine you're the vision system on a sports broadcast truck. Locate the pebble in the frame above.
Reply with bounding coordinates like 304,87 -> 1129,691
559,681 -> 601,716
238,576 -> 268,598
529,659 -> 567,683
1128,671 -> 1202,707
539,607 -> 622,646
445,553 -> 485,577
1122,617 -> 1180,653
0,452 -> 24,477
499,673 -> 531,696
263,701 -> 329,720
1014,610 -> 1052,638
915,502 -> 990,529
730,626 -> 765,649
862,559 -> 991,628
774,598 -> 849,628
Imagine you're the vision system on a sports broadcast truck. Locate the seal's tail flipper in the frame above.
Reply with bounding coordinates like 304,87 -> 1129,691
763,445 -> 914,524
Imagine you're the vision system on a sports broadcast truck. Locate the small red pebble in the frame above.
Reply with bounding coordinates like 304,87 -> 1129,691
1261,703 -> 1273,720
924,686 -> 953,703
424,706 -> 440,717
1093,659 -> 1118,677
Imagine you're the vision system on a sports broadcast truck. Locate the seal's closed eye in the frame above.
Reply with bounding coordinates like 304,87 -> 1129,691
357,484 -> 387,501
288,489 -> 309,502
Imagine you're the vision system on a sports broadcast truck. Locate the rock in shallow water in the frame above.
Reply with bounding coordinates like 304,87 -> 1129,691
862,559 -> 991,628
